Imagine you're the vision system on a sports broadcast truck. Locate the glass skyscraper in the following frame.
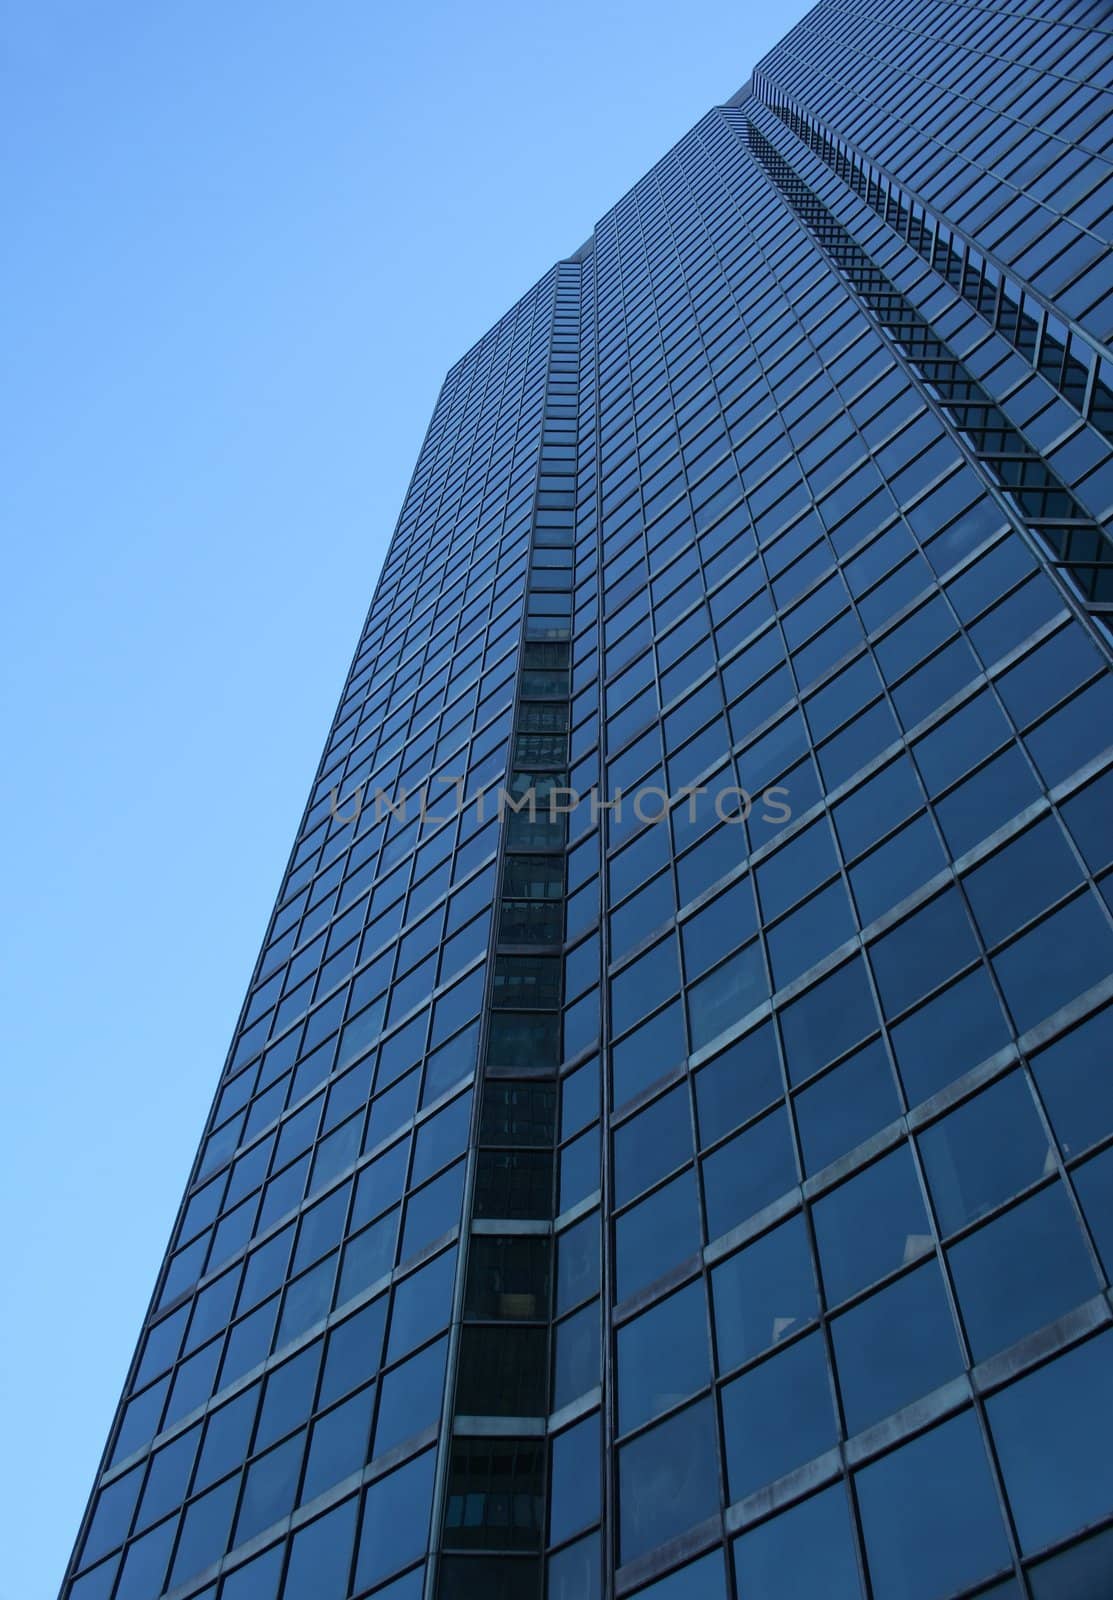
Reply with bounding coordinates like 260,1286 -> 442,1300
64,2 -> 1113,1597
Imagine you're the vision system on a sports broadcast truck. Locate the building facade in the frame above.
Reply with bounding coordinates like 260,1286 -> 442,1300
63,2 -> 1113,1597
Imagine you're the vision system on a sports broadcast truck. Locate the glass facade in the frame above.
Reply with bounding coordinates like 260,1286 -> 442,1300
63,3 -> 1113,1598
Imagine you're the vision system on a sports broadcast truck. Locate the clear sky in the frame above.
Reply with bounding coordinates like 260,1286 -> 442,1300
0,3 -> 814,1592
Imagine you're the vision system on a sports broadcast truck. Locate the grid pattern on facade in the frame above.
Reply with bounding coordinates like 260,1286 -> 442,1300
755,0 -> 1113,351
62,4 -> 1113,1599
761,88 -> 1113,459
736,109 -> 1113,619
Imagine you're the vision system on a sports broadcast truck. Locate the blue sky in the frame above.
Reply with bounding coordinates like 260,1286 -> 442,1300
0,3 -> 813,1592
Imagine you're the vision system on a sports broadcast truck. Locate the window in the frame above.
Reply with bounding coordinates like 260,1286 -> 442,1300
701,1104 -> 796,1241
832,1260 -> 961,1433
617,1280 -> 710,1432
721,1331 -> 838,1501
1031,1005 -> 1113,1158
992,892 -> 1113,1036
549,1413 -> 600,1547
616,1169 -> 701,1302
918,1071 -> 1050,1233
987,1331 -> 1113,1556
794,1038 -> 901,1173
712,1212 -> 818,1371
694,1025 -> 781,1146
618,1398 -> 719,1563
779,958 -> 877,1086
855,1411 -> 1011,1599
890,967 -> 1010,1106
612,938 -> 680,1036
442,1438 -> 544,1553
963,816 -> 1082,946
613,1085 -> 692,1206
813,1145 -> 932,1304
948,1183 -> 1098,1361
732,1483 -> 863,1599
870,889 -> 978,1018
355,1449 -> 435,1588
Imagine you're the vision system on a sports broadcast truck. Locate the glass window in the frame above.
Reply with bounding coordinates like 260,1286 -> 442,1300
319,1296 -> 386,1406
694,1024 -> 781,1146
549,1413 -> 600,1547
616,1169 -> 701,1302
442,1437 -> 543,1552
611,999 -> 686,1110
813,1144 -> 932,1304
466,1234 -> 551,1321
168,1475 -> 238,1586
81,1465 -> 143,1565
948,1183 -> 1099,1361
1032,1006 -> 1113,1158
301,1384 -> 374,1504
963,816 -> 1082,947
712,1212 -> 818,1371
387,1247 -> 456,1360
681,876 -> 757,977
617,1280 -> 710,1432
618,1398 -> 719,1564
611,872 -> 675,960
855,1411 -> 1011,1599
401,1159 -> 465,1258
220,1543 -> 283,1600
68,1557 -> 123,1600
834,756 -> 922,860
988,1331 -> 1113,1556
552,1299 -> 599,1409
556,1212 -> 598,1315
935,743 -> 1042,858
890,966 -> 1011,1107
912,689 -> 1010,796
457,1323 -> 547,1417
779,957 -> 877,1086
411,1092 -> 471,1185
870,889 -> 978,1018
854,808 -> 946,925
832,1259 -> 961,1434
1028,1526 -> 1113,1599
721,1331 -> 838,1501
372,1336 -> 447,1456
1061,767 -> 1113,875
688,941 -> 767,1050
114,1518 -> 176,1600
631,1548 -> 728,1598
818,698 -> 899,790
701,1104 -> 796,1242
767,880 -> 856,991
918,1071 -> 1051,1234
548,1531 -> 601,1600
756,820 -> 840,922
136,1425 -> 200,1530
612,938 -> 681,1037
995,623 -> 1101,728
992,893 -> 1113,1036
354,1448 -> 435,1590
732,1483 -> 863,1599
613,1084 -> 692,1206
195,1386 -> 257,1492
235,1430 -> 304,1544
559,1122 -> 600,1212
255,1341 -> 320,1450
794,1038 -> 901,1174
561,1056 -> 599,1138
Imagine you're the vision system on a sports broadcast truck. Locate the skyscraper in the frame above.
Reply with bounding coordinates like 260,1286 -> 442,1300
63,2 -> 1113,1597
